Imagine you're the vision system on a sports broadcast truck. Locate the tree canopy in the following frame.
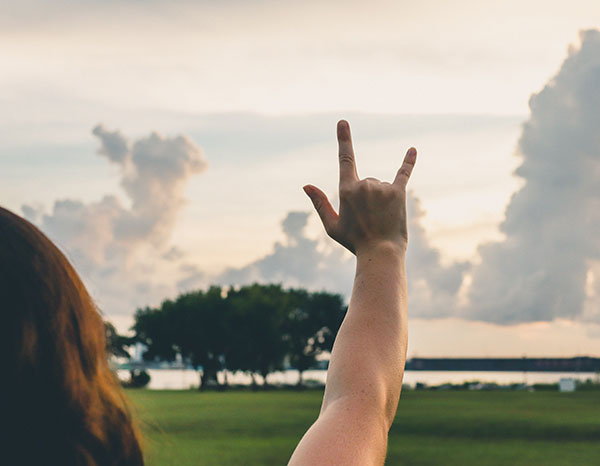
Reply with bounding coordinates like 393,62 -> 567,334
132,284 -> 346,389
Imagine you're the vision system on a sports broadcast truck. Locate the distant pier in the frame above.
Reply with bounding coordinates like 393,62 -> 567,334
119,356 -> 600,373
406,357 -> 600,372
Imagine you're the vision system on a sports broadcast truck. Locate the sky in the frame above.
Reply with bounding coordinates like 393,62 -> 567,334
1,0 -> 600,357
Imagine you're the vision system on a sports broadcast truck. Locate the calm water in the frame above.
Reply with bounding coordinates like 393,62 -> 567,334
117,369 -> 599,390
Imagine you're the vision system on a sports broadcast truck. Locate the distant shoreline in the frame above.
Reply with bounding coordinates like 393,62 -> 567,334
119,356 -> 600,373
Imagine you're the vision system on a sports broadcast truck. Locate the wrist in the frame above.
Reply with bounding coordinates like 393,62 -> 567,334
355,240 -> 407,260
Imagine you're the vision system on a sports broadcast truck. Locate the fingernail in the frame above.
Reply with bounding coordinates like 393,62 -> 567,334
407,147 -> 417,161
337,120 -> 350,139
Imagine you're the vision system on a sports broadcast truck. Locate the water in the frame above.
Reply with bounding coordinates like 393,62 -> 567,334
117,369 -> 599,390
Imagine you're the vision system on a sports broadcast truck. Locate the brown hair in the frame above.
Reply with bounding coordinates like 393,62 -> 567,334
0,206 -> 144,466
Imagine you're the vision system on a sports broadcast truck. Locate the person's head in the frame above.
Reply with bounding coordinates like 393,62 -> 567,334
0,206 -> 143,466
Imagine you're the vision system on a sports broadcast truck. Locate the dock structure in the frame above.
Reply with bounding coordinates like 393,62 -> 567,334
406,357 -> 600,372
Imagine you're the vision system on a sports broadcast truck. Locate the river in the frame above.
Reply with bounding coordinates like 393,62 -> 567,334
117,369 -> 599,390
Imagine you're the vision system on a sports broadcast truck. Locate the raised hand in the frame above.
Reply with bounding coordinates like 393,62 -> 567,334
303,120 -> 417,256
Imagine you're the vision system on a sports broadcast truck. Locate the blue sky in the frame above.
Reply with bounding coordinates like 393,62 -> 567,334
2,0 -> 600,356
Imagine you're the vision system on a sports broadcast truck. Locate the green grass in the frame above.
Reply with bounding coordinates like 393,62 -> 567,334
126,389 -> 600,466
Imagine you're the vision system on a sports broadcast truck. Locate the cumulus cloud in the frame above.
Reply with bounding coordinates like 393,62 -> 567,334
23,125 -> 207,315
92,125 -> 129,163
212,211 -> 355,294
177,193 -> 468,319
465,30 -> 600,324
21,120 -> 465,320
200,28 -> 600,326
92,124 -> 207,246
22,28 -> 600,328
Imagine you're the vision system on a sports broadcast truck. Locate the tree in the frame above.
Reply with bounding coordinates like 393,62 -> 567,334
132,283 -> 348,390
104,321 -> 132,359
132,302 -> 179,364
227,284 -> 290,388
284,290 -> 346,386
174,286 -> 231,390
133,287 -> 231,390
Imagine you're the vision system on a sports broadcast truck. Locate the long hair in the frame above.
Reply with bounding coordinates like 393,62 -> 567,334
0,206 -> 144,466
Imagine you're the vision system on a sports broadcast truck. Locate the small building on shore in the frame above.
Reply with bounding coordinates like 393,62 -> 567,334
558,378 -> 576,392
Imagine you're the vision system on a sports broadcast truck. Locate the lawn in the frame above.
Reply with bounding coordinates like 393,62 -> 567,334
126,389 -> 600,466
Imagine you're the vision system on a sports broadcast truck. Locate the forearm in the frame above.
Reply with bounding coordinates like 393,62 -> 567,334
321,241 -> 408,428
290,121 -> 415,465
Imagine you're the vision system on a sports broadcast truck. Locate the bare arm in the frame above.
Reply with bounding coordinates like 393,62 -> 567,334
288,120 -> 416,465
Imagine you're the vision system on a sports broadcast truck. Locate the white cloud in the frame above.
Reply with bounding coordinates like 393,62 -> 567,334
11,112 -> 519,318
23,125 -> 207,315
177,194 -> 468,320
465,30 -> 600,324
15,26 -> 600,329
179,210 -> 355,295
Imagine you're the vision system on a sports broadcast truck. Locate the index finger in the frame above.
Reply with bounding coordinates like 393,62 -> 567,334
337,120 -> 358,186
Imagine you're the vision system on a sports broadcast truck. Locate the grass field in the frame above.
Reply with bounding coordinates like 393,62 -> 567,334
126,389 -> 600,466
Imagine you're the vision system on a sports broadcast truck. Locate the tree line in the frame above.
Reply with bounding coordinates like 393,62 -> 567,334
121,284 -> 347,389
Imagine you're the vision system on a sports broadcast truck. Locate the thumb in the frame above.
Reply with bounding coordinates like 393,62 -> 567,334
303,184 -> 338,234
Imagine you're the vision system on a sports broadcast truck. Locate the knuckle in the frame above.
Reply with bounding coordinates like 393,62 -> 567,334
398,168 -> 411,178
357,180 -> 371,192
339,185 -> 353,197
338,153 -> 355,165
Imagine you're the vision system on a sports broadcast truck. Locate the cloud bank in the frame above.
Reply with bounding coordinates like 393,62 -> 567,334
23,125 -> 206,315
20,121 -> 465,320
465,30 -> 600,324
177,194 -> 468,319
19,29 -> 600,327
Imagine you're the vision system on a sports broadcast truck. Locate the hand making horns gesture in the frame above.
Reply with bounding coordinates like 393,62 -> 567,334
303,120 -> 417,255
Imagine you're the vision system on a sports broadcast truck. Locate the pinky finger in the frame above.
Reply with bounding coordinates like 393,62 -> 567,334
393,147 -> 417,187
